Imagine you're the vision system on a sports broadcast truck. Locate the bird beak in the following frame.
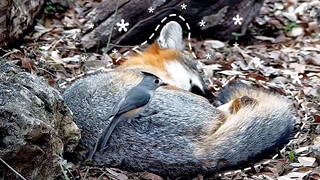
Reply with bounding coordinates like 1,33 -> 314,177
160,82 -> 168,86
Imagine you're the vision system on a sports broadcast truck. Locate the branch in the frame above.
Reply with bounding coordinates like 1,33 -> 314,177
0,158 -> 27,180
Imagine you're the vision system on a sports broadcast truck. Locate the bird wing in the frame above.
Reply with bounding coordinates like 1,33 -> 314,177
108,96 -> 126,118
97,87 -> 152,151
117,86 -> 152,115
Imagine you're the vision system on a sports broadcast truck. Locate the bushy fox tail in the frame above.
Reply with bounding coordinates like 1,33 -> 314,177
217,81 -> 253,105
194,82 -> 296,169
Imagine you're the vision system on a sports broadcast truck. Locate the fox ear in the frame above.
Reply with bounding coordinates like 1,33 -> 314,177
157,21 -> 184,50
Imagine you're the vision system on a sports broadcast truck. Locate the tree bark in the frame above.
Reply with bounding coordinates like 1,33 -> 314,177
81,0 -> 264,50
0,0 -> 45,47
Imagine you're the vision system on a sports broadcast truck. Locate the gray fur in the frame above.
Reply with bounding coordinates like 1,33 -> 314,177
96,74 -> 164,151
63,71 -> 295,177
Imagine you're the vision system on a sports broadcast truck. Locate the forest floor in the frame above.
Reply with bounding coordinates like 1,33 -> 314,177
1,0 -> 320,179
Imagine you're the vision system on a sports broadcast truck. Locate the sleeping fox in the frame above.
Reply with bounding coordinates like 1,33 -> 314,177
63,21 -> 295,177
119,21 -> 213,99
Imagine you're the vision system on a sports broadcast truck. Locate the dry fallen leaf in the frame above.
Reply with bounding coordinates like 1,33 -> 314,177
278,171 -> 311,180
294,146 -> 309,154
297,157 -> 316,167
21,58 -> 38,74
217,70 -> 243,76
312,114 -> 320,123
105,168 -> 128,180
254,36 -> 275,42
204,40 -> 225,49
136,172 -> 163,180
50,51 -> 65,65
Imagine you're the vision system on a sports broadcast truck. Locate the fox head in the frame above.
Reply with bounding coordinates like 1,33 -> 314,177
120,21 -> 213,99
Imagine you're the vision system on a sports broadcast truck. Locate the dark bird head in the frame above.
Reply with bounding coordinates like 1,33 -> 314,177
140,71 -> 167,89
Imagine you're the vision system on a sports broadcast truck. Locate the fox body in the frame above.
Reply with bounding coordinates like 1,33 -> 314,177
63,21 -> 295,177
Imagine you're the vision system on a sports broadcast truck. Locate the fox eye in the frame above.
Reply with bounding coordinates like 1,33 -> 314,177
154,79 -> 160,84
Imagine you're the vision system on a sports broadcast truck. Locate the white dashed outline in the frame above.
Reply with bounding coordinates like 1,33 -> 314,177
111,14 -> 195,63
216,74 -> 310,177
58,15 -> 309,178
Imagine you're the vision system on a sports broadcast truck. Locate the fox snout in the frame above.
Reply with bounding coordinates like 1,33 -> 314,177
191,84 -> 214,100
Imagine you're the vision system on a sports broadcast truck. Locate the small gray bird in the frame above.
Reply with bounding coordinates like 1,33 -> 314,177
95,72 -> 167,153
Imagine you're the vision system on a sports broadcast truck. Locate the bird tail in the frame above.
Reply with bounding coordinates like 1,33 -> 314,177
86,115 -> 121,160
97,114 -> 122,151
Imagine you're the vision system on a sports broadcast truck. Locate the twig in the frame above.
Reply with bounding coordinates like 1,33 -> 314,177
66,166 -> 75,180
37,68 -> 57,77
83,166 -> 90,180
0,158 -> 27,180
1,49 -> 22,58
60,163 -> 70,180
97,171 -> 108,180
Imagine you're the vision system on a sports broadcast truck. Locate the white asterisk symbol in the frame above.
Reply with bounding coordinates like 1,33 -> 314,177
181,3 -> 187,9
148,7 -> 154,13
233,42 -> 239,48
87,23 -> 94,29
291,72 -> 303,84
249,57 -> 264,69
81,54 -> 88,61
233,14 -> 243,25
199,20 -> 206,27
205,53 -> 212,60
116,19 -> 129,32
112,49 -> 118,55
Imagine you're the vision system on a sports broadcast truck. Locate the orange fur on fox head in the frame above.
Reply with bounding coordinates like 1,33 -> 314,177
120,21 -> 213,99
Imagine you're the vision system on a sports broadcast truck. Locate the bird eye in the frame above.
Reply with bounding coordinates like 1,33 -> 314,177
154,79 -> 160,84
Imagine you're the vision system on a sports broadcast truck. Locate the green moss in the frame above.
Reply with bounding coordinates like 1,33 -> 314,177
231,32 -> 242,40
281,21 -> 297,33
289,151 -> 294,162
45,1 -> 57,14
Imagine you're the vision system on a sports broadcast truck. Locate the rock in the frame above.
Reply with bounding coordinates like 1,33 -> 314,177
0,61 -> 80,179
0,0 -> 45,46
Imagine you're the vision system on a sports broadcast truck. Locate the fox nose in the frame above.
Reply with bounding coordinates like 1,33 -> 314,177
191,85 -> 214,101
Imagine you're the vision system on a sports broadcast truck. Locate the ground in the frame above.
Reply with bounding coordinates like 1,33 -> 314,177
1,0 -> 320,179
